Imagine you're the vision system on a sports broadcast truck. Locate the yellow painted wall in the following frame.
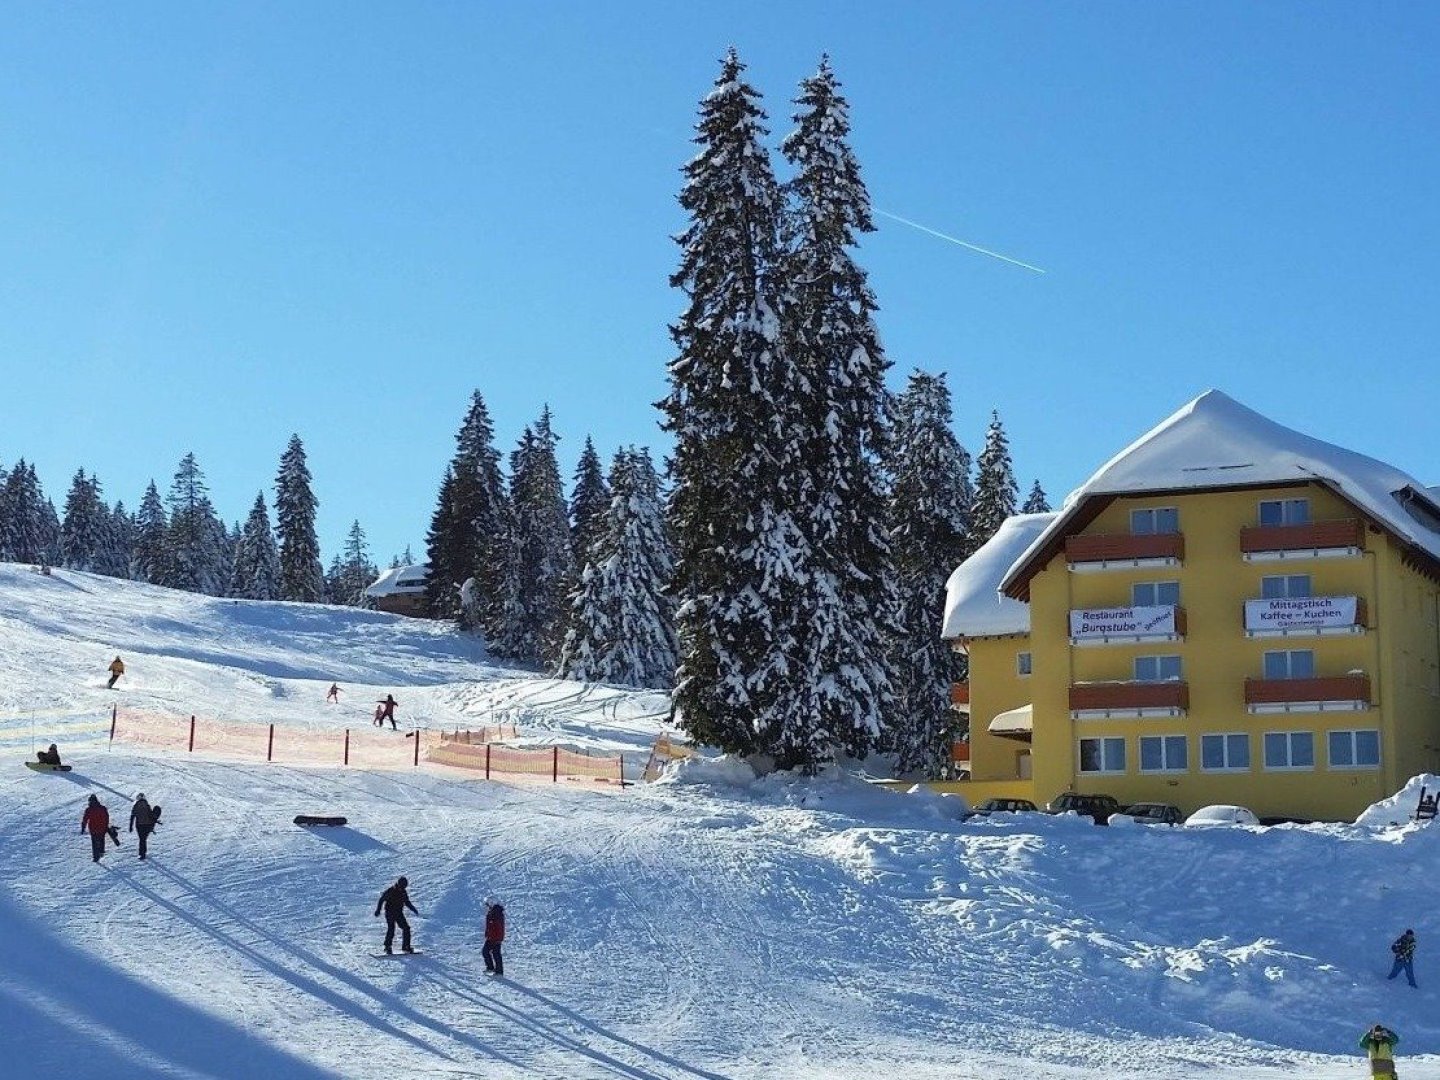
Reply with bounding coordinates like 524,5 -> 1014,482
1012,483 -> 1440,821
962,633 -> 1034,782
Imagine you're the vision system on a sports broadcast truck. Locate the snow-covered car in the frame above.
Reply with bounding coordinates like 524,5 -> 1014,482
1184,804 -> 1261,828
1044,792 -> 1122,824
1117,802 -> 1183,826
968,797 -> 1038,818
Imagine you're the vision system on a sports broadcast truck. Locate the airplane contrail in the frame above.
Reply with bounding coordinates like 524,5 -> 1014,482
874,209 -> 1046,275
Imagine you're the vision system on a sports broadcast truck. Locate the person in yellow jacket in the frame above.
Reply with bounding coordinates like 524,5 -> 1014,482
107,656 -> 125,689
1360,1023 -> 1399,1078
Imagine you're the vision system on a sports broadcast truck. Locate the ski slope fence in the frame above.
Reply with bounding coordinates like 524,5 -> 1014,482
106,708 -> 627,785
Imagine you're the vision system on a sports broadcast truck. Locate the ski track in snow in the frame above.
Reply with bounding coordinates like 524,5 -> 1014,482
2,565 -> 1440,1079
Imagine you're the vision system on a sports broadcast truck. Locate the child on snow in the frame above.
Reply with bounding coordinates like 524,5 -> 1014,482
483,899 -> 505,977
1360,1023 -> 1399,1078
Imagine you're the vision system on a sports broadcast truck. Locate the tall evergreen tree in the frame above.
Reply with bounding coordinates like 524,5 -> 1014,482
163,453 -> 227,595
558,448 -> 677,689
275,435 -> 325,603
568,436 -> 610,569
0,461 -> 49,563
971,410 -> 1019,548
660,51 -> 811,765
98,501 -> 135,579
424,391 -> 509,629
334,520 -> 378,607
1022,480 -> 1051,514
779,56 -> 897,763
60,469 -> 107,571
131,481 -> 168,584
887,371 -> 974,776
231,492 -> 282,600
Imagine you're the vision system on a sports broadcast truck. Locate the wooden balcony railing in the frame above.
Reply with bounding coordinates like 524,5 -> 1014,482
1240,518 -> 1364,555
1066,532 -> 1185,564
1243,673 -> 1371,706
1069,681 -> 1190,712
950,682 -> 970,707
950,741 -> 971,763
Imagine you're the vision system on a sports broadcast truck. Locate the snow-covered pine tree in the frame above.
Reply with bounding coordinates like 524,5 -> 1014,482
131,481 -> 168,584
323,555 -> 344,604
162,453 -> 228,595
971,410 -> 1019,549
334,520 -> 378,606
887,371 -> 974,776
0,461 -> 49,563
60,469 -> 107,571
230,492 -> 282,600
275,435 -> 325,603
779,56 -> 897,764
660,51 -> 812,764
558,447 -> 677,689
568,436 -> 610,570
39,495 -> 62,566
98,501 -> 135,579
1022,480 -> 1051,513
424,391 -> 509,628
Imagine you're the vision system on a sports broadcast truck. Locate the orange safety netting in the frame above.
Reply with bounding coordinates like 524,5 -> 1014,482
425,741 -> 625,784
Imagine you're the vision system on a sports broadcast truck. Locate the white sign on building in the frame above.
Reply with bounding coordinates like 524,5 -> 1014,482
1069,605 -> 1176,641
1244,596 -> 1357,632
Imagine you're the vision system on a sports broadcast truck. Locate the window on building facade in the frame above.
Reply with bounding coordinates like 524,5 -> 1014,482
1139,735 -> 1187,773
1133,655 -> 1182,682
1201,733 -> 1250,771
1079,737 -> 1126,774
1130,507 -> 1179,535
1263,650 -> 1316,679
1132,581 -> 1181,607
1263,731 -> 1315,770
1261,574 -> 1312,599
1016,651 -> 1032,676
1259,498 -> 1311,526
1328,729 -> 1380,769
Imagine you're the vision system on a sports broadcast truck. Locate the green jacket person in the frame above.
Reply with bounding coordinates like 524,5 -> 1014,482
1359,1024 -> 1399,1078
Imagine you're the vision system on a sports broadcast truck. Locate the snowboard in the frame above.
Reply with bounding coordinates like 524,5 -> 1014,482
25,762 -> 72,772
373,951 -> 423,959
294,815 -> 347,827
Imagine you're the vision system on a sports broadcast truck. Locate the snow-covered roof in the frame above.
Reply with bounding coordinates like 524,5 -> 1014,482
364,564 -> 428,598
942,513 -> 1057,640
988,703 -> 1032,736
1001,390 -> 1440,598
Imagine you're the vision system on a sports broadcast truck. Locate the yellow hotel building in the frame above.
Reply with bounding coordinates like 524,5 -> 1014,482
942,390 -> 1440,822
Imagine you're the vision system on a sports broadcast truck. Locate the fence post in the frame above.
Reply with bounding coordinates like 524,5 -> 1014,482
267,723 -> 274,762
188,716 -> 196,753
414,729 -> 421,767
553,745 -> 559,783
109,704 -> 117,744
344,729 -> 350,767
485,743 -> 491,780
619,753 -> 625,787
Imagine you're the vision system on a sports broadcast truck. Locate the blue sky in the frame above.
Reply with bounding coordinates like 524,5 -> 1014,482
2,4 -> 1437,564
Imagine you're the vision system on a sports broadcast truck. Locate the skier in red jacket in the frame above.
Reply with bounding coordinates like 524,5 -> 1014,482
483,899 -> 505,976
80,794 -> 118,863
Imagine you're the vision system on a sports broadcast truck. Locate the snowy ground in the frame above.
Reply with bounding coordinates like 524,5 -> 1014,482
3,566 -> 1439,1079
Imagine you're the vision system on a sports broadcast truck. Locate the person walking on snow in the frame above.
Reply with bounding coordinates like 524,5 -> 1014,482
375,694 -> 398,730
107,656 -> 125,689
129,793 -> 157,860
1360,1023 -> 1400,1078
1388,929 -> 1417,988
326,683 -> 341,704
81,794 -> 117,862
375,876 -> 419,954
483,898 -> 505,976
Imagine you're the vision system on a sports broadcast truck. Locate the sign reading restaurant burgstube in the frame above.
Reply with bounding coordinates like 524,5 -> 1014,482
1069,605 -> 1177,641
1244,596 -> 1358,633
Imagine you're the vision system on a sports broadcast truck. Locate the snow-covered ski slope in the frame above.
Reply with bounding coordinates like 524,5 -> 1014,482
3,565 -> 1440,1079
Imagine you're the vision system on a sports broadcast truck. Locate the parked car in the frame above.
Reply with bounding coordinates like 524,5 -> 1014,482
1044,792 -> 1122,824
1117,802 -> 1183,826
1184,804 -> 1261,828
968,797 -> 1039,818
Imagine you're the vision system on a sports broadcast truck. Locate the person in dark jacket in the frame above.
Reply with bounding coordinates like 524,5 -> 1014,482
326,683 -> 341,704
483,898 -> 505,976
129,793 -> 157,860
375,695 -> 399,730
1360,1023 -> 1400,1077
36,744 -> 62,767
107,656 -> 125,689
1388,929 -> 1417,988
81,795 -> 113,862
375,876 -> 419,954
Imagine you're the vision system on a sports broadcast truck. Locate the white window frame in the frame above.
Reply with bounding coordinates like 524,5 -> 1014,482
1263,649 -> 1316,680
1078,736 -> 1126,775
1259,498 -> 1311,527
1130,507 -> 1179,535
1132,580 -> 1181,607
1328,729 -> 1381,770
1200,733 -> 1251,773
1138,734 -> 1188,774
1263,730 -> 1316,771
1133,655 -> 1182,682
1260,574 -> 1312,599
1016,651 -> 1032,677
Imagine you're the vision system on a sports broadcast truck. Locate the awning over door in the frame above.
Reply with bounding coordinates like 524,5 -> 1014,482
988,703 -> 1033,741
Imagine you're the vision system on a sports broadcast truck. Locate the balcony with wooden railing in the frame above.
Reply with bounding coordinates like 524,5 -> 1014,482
1066,531 -> 1185,568
1069,680 -> 1189,718
1244,673 -> 1372,713
950,682 -> 970,708
1240,518 -> 1364,560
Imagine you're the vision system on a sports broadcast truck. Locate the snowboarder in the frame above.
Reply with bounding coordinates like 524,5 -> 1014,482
1360,1023 -> 1400,1078
483,898 -> 505,976
80,794 -> 118,862
375,694 -> 398,730
107,656 -> 125,689
36,744 -> 62,767
129,792 -> 157,860
326,683 -> 341,704
374,876 -> 419,954
1388,929 -> 1417,988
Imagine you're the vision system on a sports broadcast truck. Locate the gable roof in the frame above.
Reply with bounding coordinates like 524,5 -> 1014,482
942,512 -> 1057,640
364,565 -> 429,598
1000,390 -> 1440,600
